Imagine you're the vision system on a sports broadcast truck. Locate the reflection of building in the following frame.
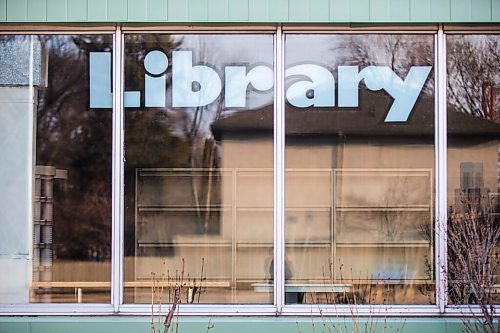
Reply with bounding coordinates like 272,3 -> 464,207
210,94 -> 500,303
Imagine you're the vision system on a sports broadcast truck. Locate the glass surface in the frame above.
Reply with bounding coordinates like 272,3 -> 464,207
284,34 -> 435,305
447,34 -> 500,305
0,35 -> 113,303
123,34 -> 274,304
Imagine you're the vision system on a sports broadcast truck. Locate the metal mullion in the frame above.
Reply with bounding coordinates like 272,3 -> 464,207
118,304 -> 277,316
274,25 -> 285,313
0,25 -> 116,33
435,25 -> 448,314
120,25 -> 277,33
0,304 -> 115,315
111,25 -> 125,312
282,304 -> 442,316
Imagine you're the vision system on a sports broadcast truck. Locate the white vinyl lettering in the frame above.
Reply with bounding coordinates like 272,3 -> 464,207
89,50 -> 431,123
172,51 -> 221,107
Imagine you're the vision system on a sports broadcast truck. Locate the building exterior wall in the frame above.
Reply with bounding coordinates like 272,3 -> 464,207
0,0 -> 499,332
0,0 -> 499,23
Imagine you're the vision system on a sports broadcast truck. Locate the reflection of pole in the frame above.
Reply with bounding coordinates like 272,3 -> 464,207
33,166 -> 67,302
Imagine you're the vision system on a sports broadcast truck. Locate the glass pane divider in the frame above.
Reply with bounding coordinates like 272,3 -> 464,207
274,25 -> 285,313
435,25 -> 448,314
112,25 -> 125,312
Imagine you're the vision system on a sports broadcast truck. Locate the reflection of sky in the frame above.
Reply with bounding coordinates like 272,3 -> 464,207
447,35 -> 500,117
169,34 -> 275,110
285,34 -> 434,72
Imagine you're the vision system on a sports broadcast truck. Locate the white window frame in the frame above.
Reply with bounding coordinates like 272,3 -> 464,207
0,24 -> 498,317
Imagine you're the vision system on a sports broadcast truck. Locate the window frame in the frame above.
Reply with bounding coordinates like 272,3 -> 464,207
0,24 -> 497,317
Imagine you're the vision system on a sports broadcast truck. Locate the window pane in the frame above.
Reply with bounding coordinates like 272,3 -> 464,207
447,34 -> 500,305
284,34 -> 435,305
0,35 -> 113,303
123,34 -> 274,304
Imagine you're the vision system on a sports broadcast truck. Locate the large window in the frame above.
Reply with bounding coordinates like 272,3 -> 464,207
122,34 -> 275,304
284,34 -> 435,305
0,35 -> 113,304
1,27 -> 499,314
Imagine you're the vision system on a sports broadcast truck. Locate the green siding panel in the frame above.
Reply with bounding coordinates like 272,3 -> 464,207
228,0 -> 248,21
370,0 -> 390,21
410,0 -> 430,21
208,0 -> 228,21
249,0 -> 268,21
0,317 -> 483,333
431,0 -> 451,21
108,0 -> 127,21
269,0 -> 288,21
0,0 -> 6,21
147,0 -> 168,21
7,0 -> 27,21
331,0 -> 350,21
28,0 -> 47,21
351,0 -> 370,21
289,0 -> 308,21
309,0 -> 329,21
31,321 -> 146,333
188,0 -> 209,21
87,0 -> 107,21
450,0 -> 470,21
168,0 -> 188,21
391,0 -> 410,21
47,0 -> 67,21
494,0 -> 500,21
0,0 -> 499,25
67,0 -> 87,21
0,322 -> 30,333
128,0 -> 147,21
471,0 -> 491,21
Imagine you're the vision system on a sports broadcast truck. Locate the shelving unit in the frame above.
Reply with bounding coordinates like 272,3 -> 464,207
332,168 -> 433,282
134,168 -> 274,303
133,167 -> 433,302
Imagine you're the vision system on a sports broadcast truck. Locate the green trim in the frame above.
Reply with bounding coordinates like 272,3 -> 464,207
0,316 -> 488,333
0,0 -> 498,23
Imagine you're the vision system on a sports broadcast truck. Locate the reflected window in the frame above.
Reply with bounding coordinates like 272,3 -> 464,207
447,34 -> 500,306
284,34 -> 435,305
123,34 -> 275,304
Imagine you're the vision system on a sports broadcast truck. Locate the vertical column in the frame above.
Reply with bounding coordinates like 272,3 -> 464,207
112,25 -> 125,312
435,26 -> 448,313
274,25 -> 285,313
0,35 -> 45,303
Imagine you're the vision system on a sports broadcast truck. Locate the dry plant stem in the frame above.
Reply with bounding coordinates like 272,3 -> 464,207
164,286 -> 180,333
206,319 -> 214,333
447,196 -> 499,333
197,258 -> 205,303
151,273 -> 156,333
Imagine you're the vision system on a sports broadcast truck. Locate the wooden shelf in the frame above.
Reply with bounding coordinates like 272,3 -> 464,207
336,241 -> 431,248
137,242 -> 232,248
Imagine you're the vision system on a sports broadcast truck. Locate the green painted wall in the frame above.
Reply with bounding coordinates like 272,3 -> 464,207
0,316 -> 485,333
0,0 -> 499,23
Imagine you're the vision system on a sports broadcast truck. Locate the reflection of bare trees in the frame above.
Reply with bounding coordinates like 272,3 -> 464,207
36,35 -> 113,261
448,36 -> 500,119
448,196 -> 500,333
124,35 -> 227,246
329,34 -> 434,95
